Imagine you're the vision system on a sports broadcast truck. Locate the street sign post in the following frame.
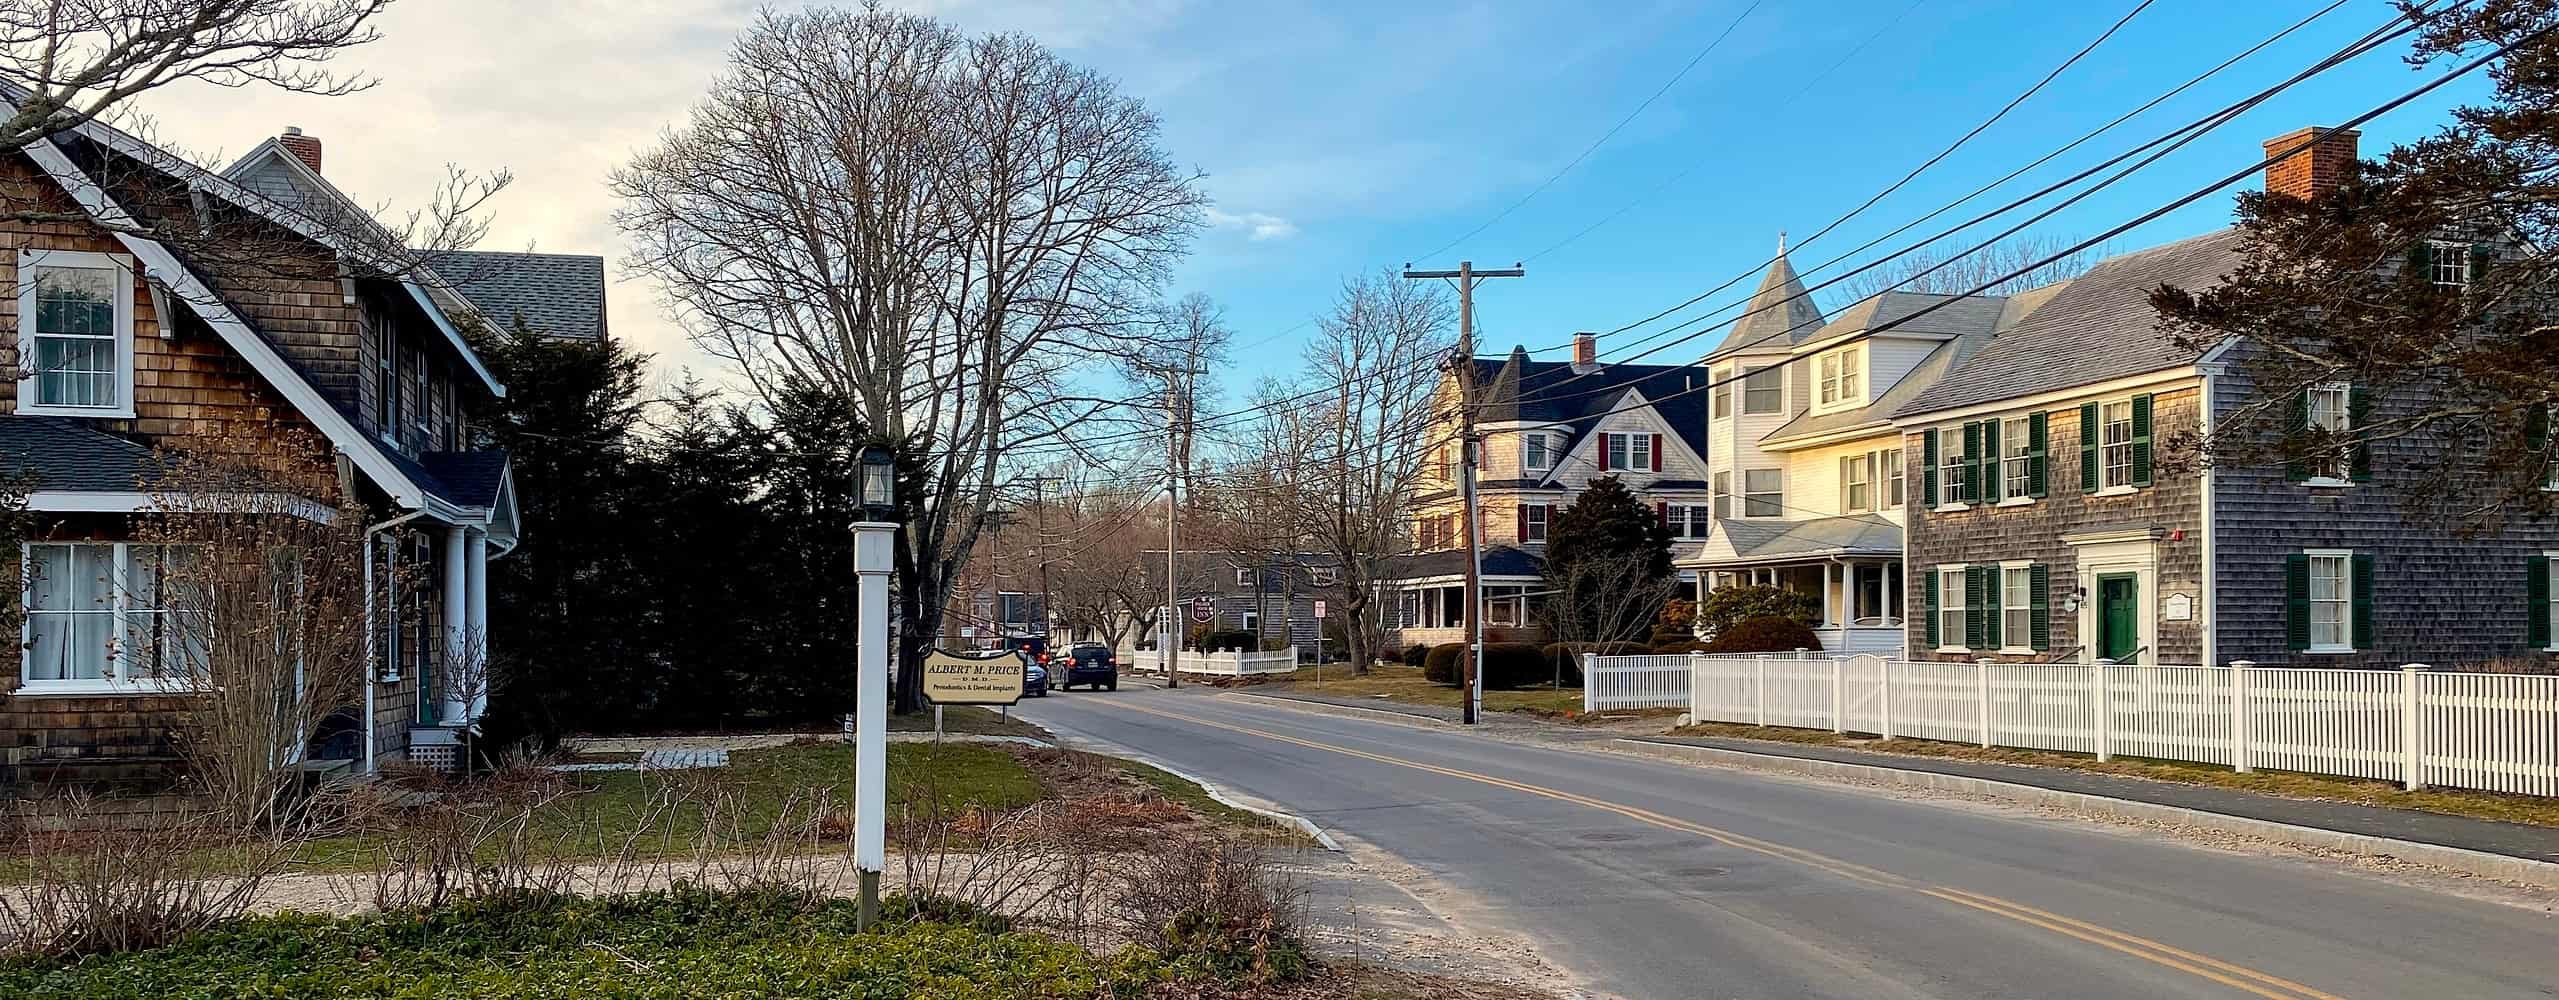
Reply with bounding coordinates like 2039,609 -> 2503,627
1311,600 -> 1329,685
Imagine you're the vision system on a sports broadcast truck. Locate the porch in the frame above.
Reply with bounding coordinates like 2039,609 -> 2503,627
1686,514 -> 1905,656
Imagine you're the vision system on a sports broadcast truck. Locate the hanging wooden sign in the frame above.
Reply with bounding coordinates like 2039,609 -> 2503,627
920,647 -> 1028,706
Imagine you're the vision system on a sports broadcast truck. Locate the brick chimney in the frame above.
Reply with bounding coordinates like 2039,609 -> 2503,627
277,126 -> 322,174
2261,125 -> 2356,202
1571,331 -> 1598,373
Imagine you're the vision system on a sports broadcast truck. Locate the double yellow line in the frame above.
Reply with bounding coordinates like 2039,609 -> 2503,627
1098,697 -> 2346,1000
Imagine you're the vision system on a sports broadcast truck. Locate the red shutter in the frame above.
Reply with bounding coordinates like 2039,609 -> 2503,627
1655,501 -> 1668,526
1599,433 -> 1613,471
1514,505 -> 1526,542
1651,434 -> 1663,471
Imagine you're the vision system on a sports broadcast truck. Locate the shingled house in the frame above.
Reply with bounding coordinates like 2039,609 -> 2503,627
2,110 -> 601,792
1893,126 -> 2559,668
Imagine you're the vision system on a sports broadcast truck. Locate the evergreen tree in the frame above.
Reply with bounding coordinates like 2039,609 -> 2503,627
1539,476 -> 1676,644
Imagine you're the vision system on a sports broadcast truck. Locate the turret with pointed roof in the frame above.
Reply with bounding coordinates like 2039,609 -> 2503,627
1707,236 -> 1827,359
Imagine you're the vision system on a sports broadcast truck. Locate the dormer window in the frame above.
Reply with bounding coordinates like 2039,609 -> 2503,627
1816,345 -> 1863,409
1523,432 -> 1554,472
16,250 -> 136,418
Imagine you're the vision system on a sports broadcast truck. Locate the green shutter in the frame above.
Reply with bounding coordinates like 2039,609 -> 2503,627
1984,417 -> 2004,502
2406,242 -> 2434,278
2130,394 -> 2153,488
2286,389 -> 2312,482
1961,422 -> 1982,503
2028,563 -> 2051,651
2528,405 -> 2550,452
1924,568 -> 1940,648
2348,384 -> 2372,483
2027,412 -> 2049,498
1922,429 -> 1939,508
2470,243 -> 2494,284
1984,566 -> 2004,650
2351,553 -> 2376,650
2285,554 -> 2311,652
2079,401 -> 2100,493
2530,555 -> 2552,650
1964,566 -> 1987,650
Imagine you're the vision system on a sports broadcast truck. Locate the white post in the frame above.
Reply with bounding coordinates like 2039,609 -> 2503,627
2401,663 -> 2427,791
1752,655 -> 1768,726
465,529 -> 488,721
2092,658 -> 2113,762
1688,651 -> 1705,722
440,526 -> 468,726
851,519 -> 896,930
361,536 -> 377,774
1582,652 -> 1599,713
1975,657 -> 1993,748
1878,658 -> 1894,740
1830,656 -> 1845,734
2230,660 -> 2254,773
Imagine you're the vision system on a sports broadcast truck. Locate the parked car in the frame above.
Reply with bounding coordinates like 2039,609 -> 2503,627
1024,661 -> 1049,697
1060,643 -> 1119,691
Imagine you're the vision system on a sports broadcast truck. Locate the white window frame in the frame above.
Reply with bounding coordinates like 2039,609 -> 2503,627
15,249 -> 138,418
1815,345 -> 1863,411
1521,503 -> 1550,544
2305,548 -> 2354,654
1523,431 -> 1554,472
1710,366 -> 1733,419
20,541 -> 202,695
1742,468 -> 1784,518
1628,433 -> 1654,472
1999,562 -> 2035,654
1841,454 -> 1872,513
1239,609 -> 1259,633
1936,431 -> 1968,510
1667,504 -> 1709,540
1937,565 -> 1968,654
2427,241 -> 2470,288
2001,425 -> 2035,505
2101,399 -> 2137,492
1711,471 -> 1731,520
1741,366 -> 1783,415
1235,568 -> 1257,588
1883,448 -> 1906,508
2304,382 -> 2352,486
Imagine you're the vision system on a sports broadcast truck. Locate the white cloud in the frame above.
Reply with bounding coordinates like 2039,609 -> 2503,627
1204,207 -> 1299,242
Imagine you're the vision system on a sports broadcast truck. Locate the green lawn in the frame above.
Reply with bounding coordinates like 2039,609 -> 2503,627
1261,665 -> 1584,716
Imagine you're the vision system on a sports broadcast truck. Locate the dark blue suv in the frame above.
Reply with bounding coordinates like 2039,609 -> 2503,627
1060,643 -> 1119,691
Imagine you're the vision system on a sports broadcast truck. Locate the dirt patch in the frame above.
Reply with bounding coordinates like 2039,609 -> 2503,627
1144,963 -> 1564,999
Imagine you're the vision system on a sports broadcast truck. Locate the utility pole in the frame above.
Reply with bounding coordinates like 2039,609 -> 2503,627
1161,344 -> 1209,690
1402,260 -> 1524,726
1027,475 -> 1064,640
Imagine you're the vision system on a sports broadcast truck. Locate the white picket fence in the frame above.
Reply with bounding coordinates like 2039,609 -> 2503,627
1613,652 -> 2559,798
1120,646 -> 1299,677
1583,654 -> 1693,711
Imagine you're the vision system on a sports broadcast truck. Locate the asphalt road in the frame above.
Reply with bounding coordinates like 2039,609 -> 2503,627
1017,684 -> 2559,1000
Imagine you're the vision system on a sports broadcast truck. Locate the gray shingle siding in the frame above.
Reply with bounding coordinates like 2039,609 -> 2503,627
2209,364 -> 2559,668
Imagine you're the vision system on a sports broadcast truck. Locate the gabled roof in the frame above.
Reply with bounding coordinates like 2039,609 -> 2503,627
1471,346 -> 1712,466
1385,545 -> 1545,581
1893,229 -> 2244,418
430,250 -> 608,342
1794,291 -> 2010,350
1687,514 -> 1901,567
1760,292 -> 2008,449
1707,250 -> 1828,358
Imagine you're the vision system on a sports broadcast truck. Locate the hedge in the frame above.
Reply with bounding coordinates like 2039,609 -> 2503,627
1421,643 -> 1468,684
1420,642 -> 1546,688
1704,616 -> 1822,654
1400,643 -> 1432,667
1197,629 -> 1258,652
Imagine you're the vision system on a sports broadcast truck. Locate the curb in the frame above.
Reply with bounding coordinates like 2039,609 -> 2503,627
1616,737 -> 2559,889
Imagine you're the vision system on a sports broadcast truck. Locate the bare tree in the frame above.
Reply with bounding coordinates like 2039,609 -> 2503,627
1538,555 -> 1681,648
0,0 -> 394,153
613,7 -> 1205,711
1283,270 -> 1454,672
1828,233 -> 2105,307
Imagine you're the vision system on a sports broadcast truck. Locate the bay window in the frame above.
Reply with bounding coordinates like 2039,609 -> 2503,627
1742,367 -> 1783,414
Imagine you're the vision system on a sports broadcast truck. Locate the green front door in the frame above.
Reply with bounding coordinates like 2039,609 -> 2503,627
2097,574 -> 2139,662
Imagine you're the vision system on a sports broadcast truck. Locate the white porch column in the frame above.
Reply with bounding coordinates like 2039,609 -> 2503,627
441,525 -> 469,726
465,528 -> 488,721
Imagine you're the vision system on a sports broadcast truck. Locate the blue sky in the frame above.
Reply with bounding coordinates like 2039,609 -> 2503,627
139,1 -> 2488,398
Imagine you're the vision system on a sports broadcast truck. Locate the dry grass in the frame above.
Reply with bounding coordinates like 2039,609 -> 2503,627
1260,666 -> 1583,717
1669,721 -> 2559,828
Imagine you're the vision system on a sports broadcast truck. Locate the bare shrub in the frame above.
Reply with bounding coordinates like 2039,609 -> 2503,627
1105,832 -> 1309,984
0,797 -> 291,957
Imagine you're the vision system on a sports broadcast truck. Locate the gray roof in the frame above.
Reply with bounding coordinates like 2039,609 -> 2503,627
1796,291 -> 2011,349
1707,252 -> 1828,358
0,418 -> 167,492
1468,347 -> 1713,464
1760,295 -> 2007,447
1893,229 -> 2243,418
1385,545 -> 1545,581
422,451 -> 510,508
432,251 -> 609,341
1694,514 -> 1902,567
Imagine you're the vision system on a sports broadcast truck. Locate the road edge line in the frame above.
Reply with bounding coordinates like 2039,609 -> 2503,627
1614,737 -> 2559,889
1221,690 -> 1463,728
1041,726 -> 1344,852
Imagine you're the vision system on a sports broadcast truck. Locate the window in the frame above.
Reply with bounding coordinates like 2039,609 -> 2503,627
2427,241 -> 2470,287
1520,504 -> 1549,543
1841,454 -> 1873,512
2307,551 -> 2351,652
1712,472 -> 1731,519
1523,432 -> 1553,472
23,543 -> 203,690
1666,504 -> 1710,539
2305,382 -> 2351,483
18,250 -> 135,416
1937,432 -> 1968,507
1817,346 -> 1862,407
1235,568 -> 1257,588
376,321 -> 399,441
2001,566 -> 2033,651
1711,367 -> 1733,419
1310,566 -> 1337,587
1883,449 -> 1905,508
1239,610 -> 1259,633
2101,400 -> 2135,489
2004,428 -> 2034,501
1743,469 -> 1783,517
1604,433 -> 1655,472
1741,367 -> 1783,414
1938,567 -> 1967,651
1851,563 -> 1901,626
